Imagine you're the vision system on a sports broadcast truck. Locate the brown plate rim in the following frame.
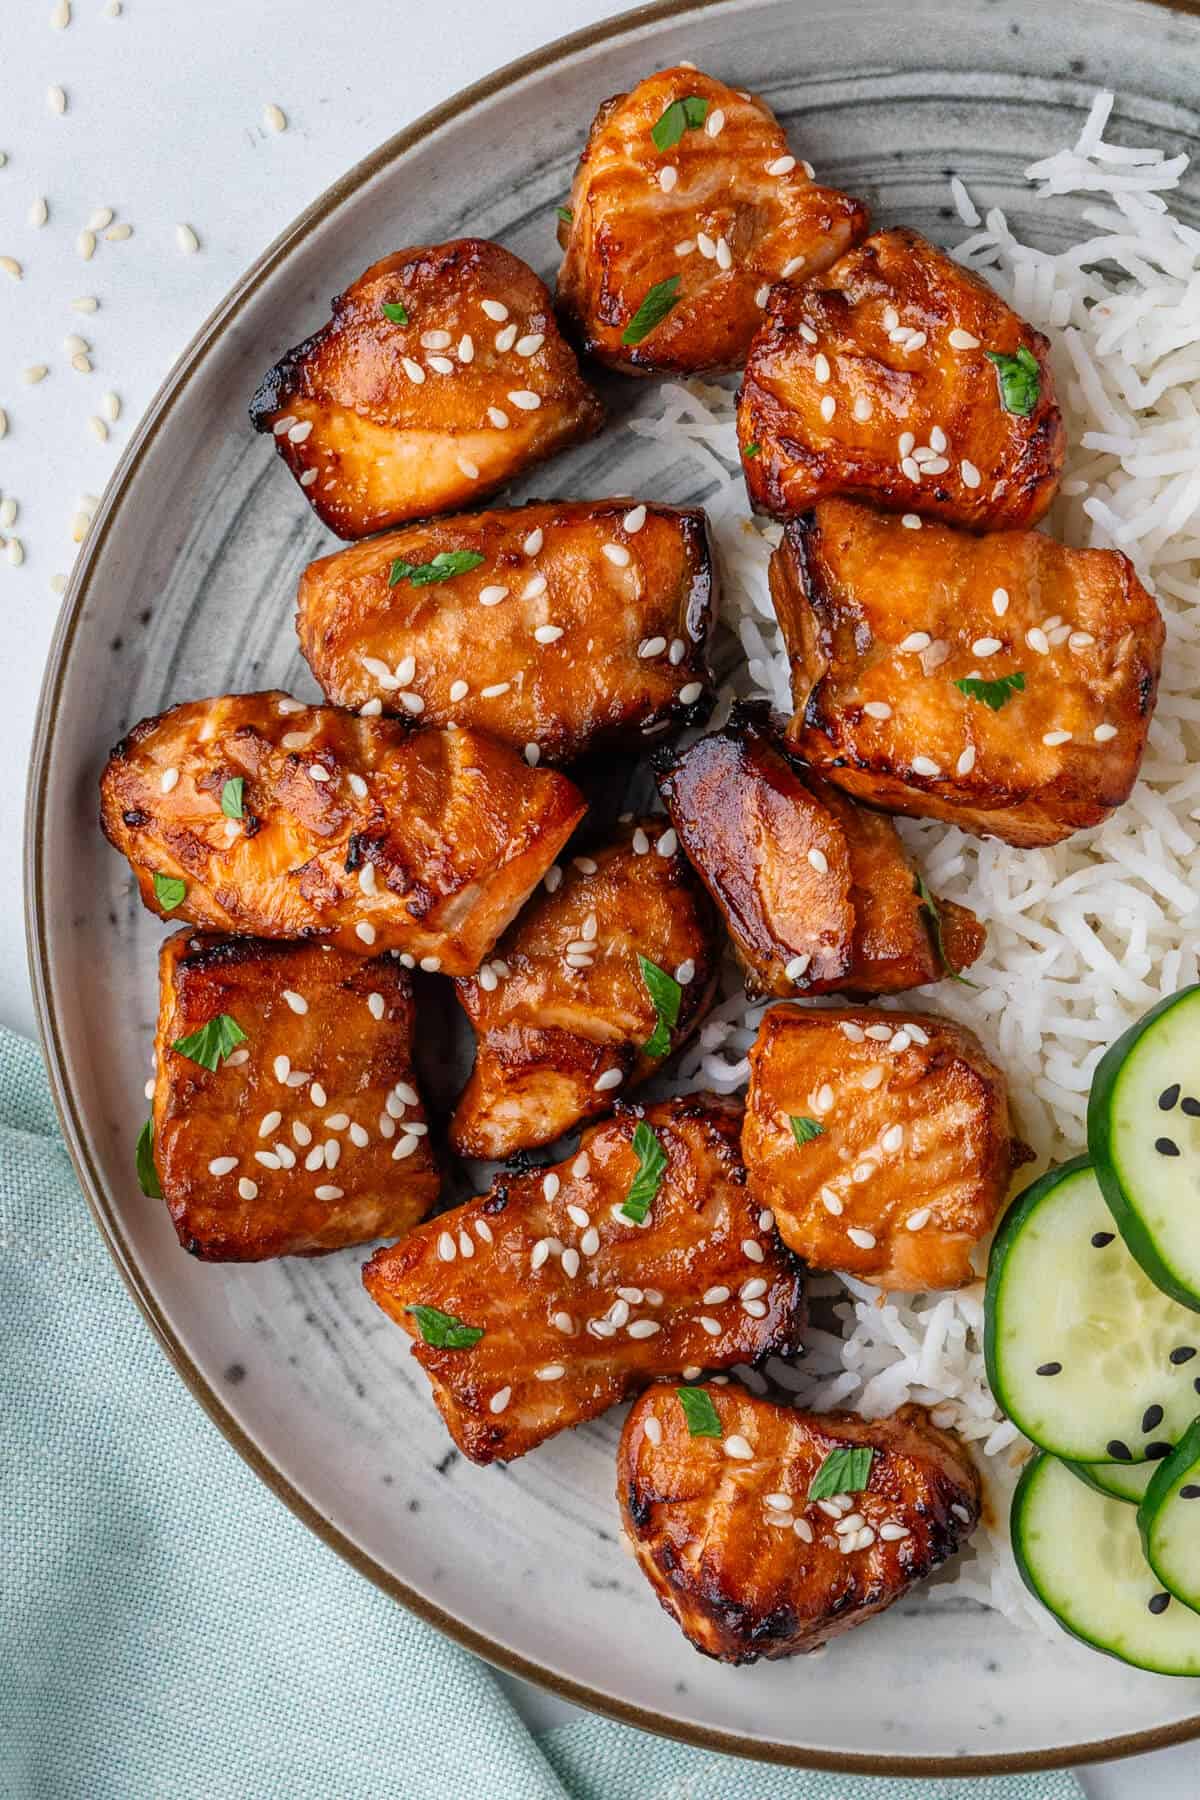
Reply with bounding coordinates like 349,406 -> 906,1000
24,0 -> 1200,1772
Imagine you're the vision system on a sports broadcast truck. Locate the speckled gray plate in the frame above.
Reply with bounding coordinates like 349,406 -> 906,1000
27,0 -> 1200,1771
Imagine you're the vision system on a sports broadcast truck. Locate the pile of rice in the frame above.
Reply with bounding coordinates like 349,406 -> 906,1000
630,91 -> 1200,1632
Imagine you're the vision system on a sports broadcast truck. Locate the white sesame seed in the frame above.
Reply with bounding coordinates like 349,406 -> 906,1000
960,459 -> 982,488
71,296 -> 98,313
401,357 -> 425,384
898,632 -> 931,654
48,85 -> 67,114
852,393 -> 874,423
1069,631 -> 1095,651
742,1238 -> 765,1263
292,1121 -> 312,1147
515,333 -> 544,358
724,1434 -> 753,1460
456,455 -> 479,480
781,255 -> 806,278
632,828 -> 650,855
486,406 -> 509,429
207,1156 -> 238,1177
912,756 -> 941,777
508,389 -> 541,411
840,1021 -> 865,1042
715,236 -> 732,271
175,222 -> 199,254
536,1364 -> 565,1382
817,1499 -> 844,1519
497,327 -> 518,354
594,1069 -> 622,1092
812,352 -> 831,385
281,990 -> 308,1016
23,363 -> 48,385
310,1081 -> 327,1107
901,513 -> 922,530
580,1227 -> 600,1256
255,1151 -> 282,1171
350,1124 -> 370,1149
419,956 -> 442,973
767,154 -> 796,176
898,432 -> 916,457
263,102 -> 287,133
437,1231 -> 456,1263
674,239 -> 696,258
847,1227 -> 877,1249
880,1522 -> 911,1541
954,745 -> 977,778
638,636 -> 667,658
533,624 -> 564,645
697,232 -> 716,259
929,425 -> 947,454
806,847 -> 828,875
794,1517 -> 814,1543
392,1134 -> 420,1162
1094,722 -> 1118,742
1043,729 -> 1072,747
628,1319 -> 660,1339
480,682 -> 511,699
312,1185 -> 341,1202
88,415 -> 108,443
819,394 -> 837,423
106,223 -> 132,242
658,165 -> 678,193
901,455 -> 921,482
258,1111 -> 282,1138
834,1512 -> 865,1536
489,1386 -> 511,1414
972,637 -> 1002,657
481,299 -> 508,321
678,681 -> 704,705
1026,627 -> 1050,655
697,1315 -> 722,1337
159,766 -> 179,794
783,953 -> 811,982
755,284 -> 771,308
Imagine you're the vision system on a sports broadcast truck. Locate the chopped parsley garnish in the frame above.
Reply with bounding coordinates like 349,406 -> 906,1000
955,670 -> 1025,712
789,1115 -> 824,1146
135,1118 -> 161,1199
405,1304 -> 484,1349
809,1445 -> 874,1502
622,276 -> 681,347
651,94 -> 709,150
556,205 -> 573,225
620,1121 -> 668,1223
638,954 -> 682,1060
985,345 -> 1040,417
743,441 -> 761,459
220,777 -> 244,820
915,872 -> 978,990
381,300 -> 409,325
388,549 -> 486,588
152,872 -> 187,912
676,1386 -> 723,1438
171,1013 -> 248,1072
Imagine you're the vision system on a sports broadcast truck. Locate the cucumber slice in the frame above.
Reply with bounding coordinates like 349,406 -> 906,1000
985,1157 -> 1200,1462
1138,1416 -> 1200,1613
1089,984 -> 1200,1313
1013,1452 -> 1200,1673
1066,1458 -> 1155,1505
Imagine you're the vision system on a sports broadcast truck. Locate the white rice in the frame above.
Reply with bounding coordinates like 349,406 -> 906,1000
630,91 -> 1200,1634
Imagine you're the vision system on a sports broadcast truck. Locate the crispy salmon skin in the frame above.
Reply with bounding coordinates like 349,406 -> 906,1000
151,931 -> 439,1260
250,238 -> 603,537
771,497 -> 1164,846
620,1386 -> 979,1661
738,228 -> 1065,528
743,1004 -> 1028,1290
362,1095 -> 804,1464
556,66 -> 867,375
99,693 -> 586,972
296,500 -> 715,760
451,818 -> 721,1158
654,706 -> 983,997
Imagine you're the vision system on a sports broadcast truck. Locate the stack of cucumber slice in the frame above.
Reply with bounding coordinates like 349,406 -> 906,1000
985,984 -> 1200,1672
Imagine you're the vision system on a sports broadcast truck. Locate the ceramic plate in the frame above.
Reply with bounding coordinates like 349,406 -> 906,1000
27,0 -> 1200,1771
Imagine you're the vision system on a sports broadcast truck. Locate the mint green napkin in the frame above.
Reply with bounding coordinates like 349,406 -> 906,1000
0,1025 -> 1081,1800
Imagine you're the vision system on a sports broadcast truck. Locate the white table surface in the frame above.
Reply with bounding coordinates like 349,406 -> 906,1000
3,1 -> 1198,1791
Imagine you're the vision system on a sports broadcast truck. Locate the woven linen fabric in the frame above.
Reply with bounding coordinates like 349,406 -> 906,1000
0,1024 -> 1083,1800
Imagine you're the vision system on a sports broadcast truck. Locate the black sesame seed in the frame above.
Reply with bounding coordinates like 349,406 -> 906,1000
1091,1231 -> 1115,1248
1107,1439 -> 1133,1462
1158,1084 -> 1181,1111
1036,1361 -> 1063,1377
1146,1441 -> 1173,1460
1170,1346 -> 1197,1364
1180,1485 -> 1200,1500
1143,1404 -> 1165,1432
1148,1592 -> 1171,1615
1156,1137 -> 1181,1157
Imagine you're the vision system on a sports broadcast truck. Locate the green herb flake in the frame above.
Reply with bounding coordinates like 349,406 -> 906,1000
954,670 -> 1025,712
620,1120 -> 668,1224
915,872 -> 978,990
556,205 -> 573,225
984,344 -> 1041,417
220,777 -> 245,820
622,276 -> 681,347
650,94 -> 710,151
676,1386 -> 723,1438
388,549 -> 486,589
405,1304 -> 485,1349
381,300 -> 409,326
135,1118 -> 161,1199
639,954 -> 682,1060
808,1444 -> 873,1502
789,1115 -> 824,1146
171,1013 -> 248,1073
152,872 -> 187,912
743,441 -> 761,459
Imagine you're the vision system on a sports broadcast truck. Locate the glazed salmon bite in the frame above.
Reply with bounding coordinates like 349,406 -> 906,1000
151,932 -> 439,1261
738,227 -> 1065,529
362,1095 -> 804,1464
556,65 -> 868,376
742,1005 -> 1028,1291
250,238 -> 603,537
99,693 -> 586,973
770,497 -> 1164,847
296,500 -> 716,761
451,818 -> 721,1159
